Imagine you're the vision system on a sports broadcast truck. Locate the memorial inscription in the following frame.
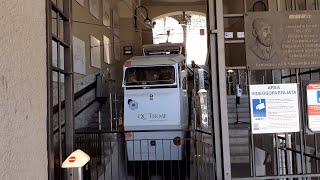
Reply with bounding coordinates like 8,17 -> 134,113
245,11 -> 320,69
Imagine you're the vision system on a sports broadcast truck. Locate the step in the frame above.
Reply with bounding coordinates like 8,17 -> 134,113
227,107 -> 250,113
227,95 -> 249,100
228,118 -> 250,124
230,145 -> 250,156
229,128 -> 249,137
227,103 -> 250,108
230,155 -> 250,164
229,137 -> 249,145
228,113 -> 250,118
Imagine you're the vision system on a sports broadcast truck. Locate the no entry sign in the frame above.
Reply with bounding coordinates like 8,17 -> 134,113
306,83 -> 320,132
68,156 -> 76,163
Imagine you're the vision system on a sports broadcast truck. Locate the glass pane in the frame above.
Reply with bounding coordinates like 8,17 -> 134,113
225,44 -> 246,67
224,18 -> 244,39
152,17 -> 183,44
125,66 -> 175,85
290,69 -> 297,83
52,10 -> 57,36
59,45 -> 65,70
246,0 -> 268,12
224,0 -> 244,14
186,14 -> 207,65
52,71 -> 58,107
59,16 -> 64,40
52,41 -> 58,67
311,68 -> 320,80
60,73 -> 65,102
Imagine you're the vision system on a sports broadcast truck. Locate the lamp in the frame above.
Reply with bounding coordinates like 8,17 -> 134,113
134,6 -> 156,31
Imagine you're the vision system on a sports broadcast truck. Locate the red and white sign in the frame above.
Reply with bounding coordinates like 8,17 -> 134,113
68,156 -> 76,163
307,83 -> 320,132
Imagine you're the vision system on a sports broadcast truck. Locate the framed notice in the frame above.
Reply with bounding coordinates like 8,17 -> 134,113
103,0 -> 111,28
249,83 -> 300,134
73,36 -> 86,75
90,35 -> 101,69
245,11 -> 320,70
89,0 -> 99,19
113,35 -> 120,61
103,35 -> 111,64
112,10 -> 120,37
306,82 -> 320,132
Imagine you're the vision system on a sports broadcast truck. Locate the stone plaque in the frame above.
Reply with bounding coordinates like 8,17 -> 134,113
245,11 -> 320,70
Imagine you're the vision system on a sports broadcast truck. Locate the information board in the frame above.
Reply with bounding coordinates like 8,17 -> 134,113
245,11 -> 320,70
306,83 -> 320,132
249,84 -> 300,134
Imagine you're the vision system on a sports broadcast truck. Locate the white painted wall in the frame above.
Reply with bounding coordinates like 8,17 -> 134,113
0,0 -> 47,179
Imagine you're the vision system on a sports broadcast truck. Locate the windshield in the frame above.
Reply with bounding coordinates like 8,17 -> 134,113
125,66 -> 175,86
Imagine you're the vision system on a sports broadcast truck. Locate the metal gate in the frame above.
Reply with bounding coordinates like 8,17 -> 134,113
75,129 -> 214,180
208,0 -> 320,179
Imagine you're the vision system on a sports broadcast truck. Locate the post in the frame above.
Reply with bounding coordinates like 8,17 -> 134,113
78,167 -> 83,180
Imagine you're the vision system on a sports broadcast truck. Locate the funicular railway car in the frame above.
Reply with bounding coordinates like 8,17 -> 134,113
122,54 -> 189,161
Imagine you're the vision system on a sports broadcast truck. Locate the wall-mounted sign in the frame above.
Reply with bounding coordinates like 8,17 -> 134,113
73,36 -> 86,75
306,83 -> 320,132
225,32 -> 233,39
249,84 -> 300,134
245,11 -> 320,70
90,35 -> 101,69
124,46 -> 132,55
237,32 -> 245,38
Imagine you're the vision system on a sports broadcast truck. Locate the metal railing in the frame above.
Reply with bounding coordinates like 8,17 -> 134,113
75,129 -> 214,180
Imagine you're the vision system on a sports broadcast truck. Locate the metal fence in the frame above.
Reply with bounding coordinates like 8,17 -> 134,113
75,129 -> 214,180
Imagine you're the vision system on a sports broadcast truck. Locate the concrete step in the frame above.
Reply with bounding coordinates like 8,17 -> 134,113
227,97 -> 249,103
228,113 -> 250,118
227,107 -> 250,113
229,128 -> 249,137
230,145 -> 250,156
227,103 -> 250,108
229,137 -> 249,145
227,95 -> 249,100
228,118 -> 250,124
230,155 -> 250,164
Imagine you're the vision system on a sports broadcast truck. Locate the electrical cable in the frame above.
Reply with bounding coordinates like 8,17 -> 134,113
122,0 -> 153,28
130,0 -> 148,22
72,19 -> 206,35
89,38 -> 142,48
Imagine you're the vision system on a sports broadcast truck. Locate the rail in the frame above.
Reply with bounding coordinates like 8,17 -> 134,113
75,129 -> 213,180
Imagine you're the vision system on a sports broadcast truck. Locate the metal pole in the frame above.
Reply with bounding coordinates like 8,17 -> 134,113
109,93 -> 113,130
296,69 -> 307,178
78,167 -> 83,180
114,92 -> 118,130
286,133 -> 293,179
208,0 -> 221,178
208,0 -> 231,178
98,111 -> 101,130
248,70 -> 256,177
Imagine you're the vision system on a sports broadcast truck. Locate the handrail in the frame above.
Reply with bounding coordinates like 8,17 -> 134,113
53,81 -> 96,114
53,81 -> 97,134
276,136 -> 320,161
75,128 -> 212,136
281,68 -> 320,79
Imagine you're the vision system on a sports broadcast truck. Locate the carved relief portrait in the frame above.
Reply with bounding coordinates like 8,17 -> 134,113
250,18 -> 275,60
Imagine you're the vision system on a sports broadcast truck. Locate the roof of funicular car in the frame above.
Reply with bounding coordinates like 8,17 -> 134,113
123,54 -> 185,67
